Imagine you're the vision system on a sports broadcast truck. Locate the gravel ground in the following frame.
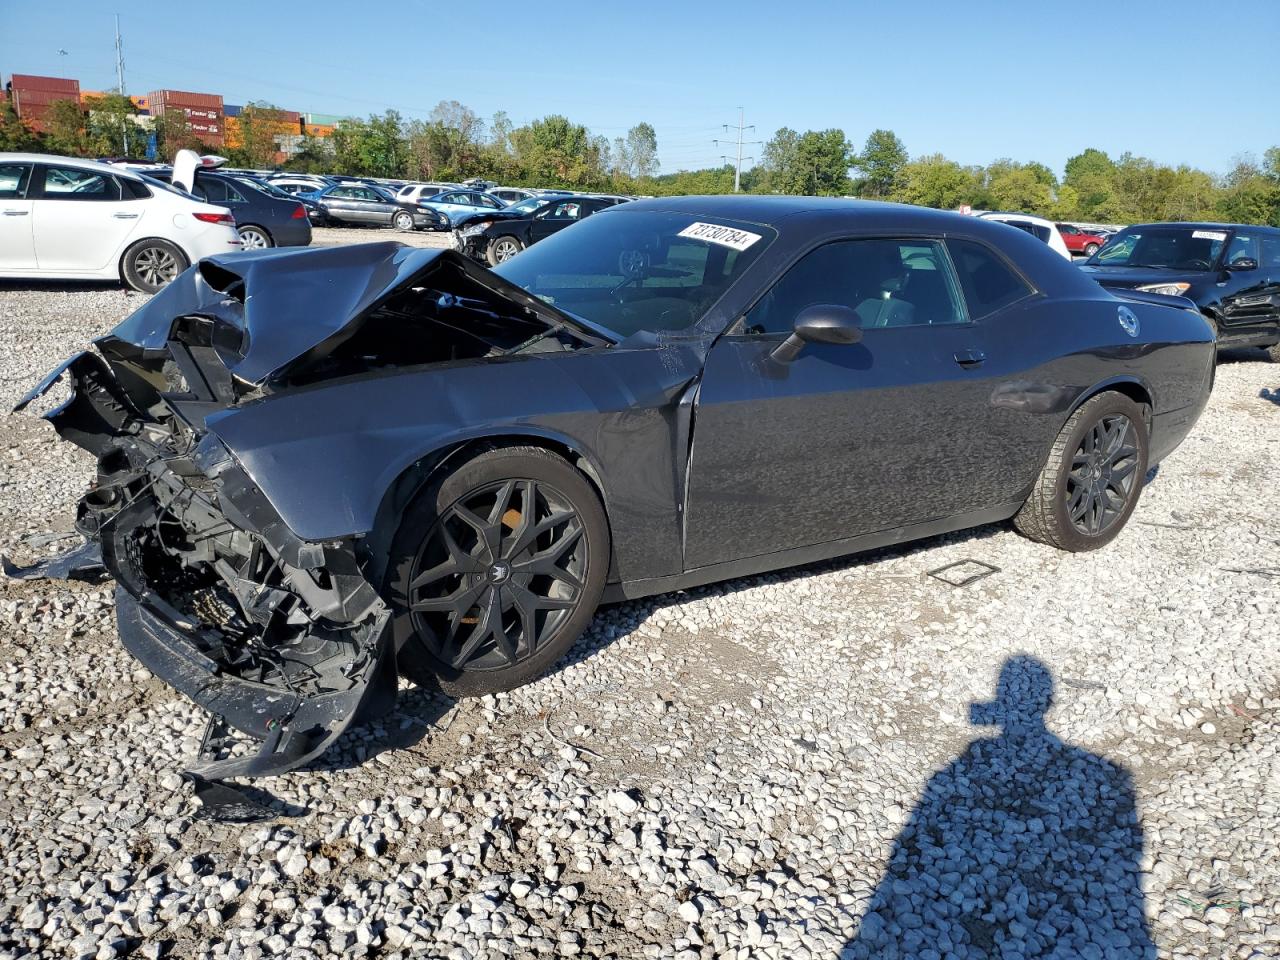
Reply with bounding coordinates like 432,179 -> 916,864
0,234 -> 1277,959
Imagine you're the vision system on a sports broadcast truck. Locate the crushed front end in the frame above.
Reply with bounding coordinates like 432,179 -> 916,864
15,336 -> 394,782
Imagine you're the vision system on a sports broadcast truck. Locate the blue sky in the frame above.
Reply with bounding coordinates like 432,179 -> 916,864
4,0 -> 1277,177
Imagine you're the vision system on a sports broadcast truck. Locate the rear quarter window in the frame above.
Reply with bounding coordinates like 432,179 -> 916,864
947,239 -> 1034,320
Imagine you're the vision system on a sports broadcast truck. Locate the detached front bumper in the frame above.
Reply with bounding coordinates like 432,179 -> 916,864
15,351 -> 397,779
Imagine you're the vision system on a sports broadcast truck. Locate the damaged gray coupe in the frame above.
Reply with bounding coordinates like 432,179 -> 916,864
16,197 -> 1214,782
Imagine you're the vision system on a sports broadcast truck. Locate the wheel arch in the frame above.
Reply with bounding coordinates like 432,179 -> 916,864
1067,376 -> 1154,432
362,428 -> 617,589
238,222 -> 272,240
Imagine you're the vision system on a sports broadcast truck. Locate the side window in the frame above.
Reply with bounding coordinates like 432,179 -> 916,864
196,178 -> 241,203
0,163 -> 32,199
478,194 -> 501,208
1224,233 -> 1259,266
948,239 -> 1034,320
546,201 -> 583,220
742,239 -> 966,335
1261,237 -> 1280,271
40,166 -> 122,201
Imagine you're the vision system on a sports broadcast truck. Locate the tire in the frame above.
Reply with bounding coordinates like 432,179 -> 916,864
121,239 -> 189,294
1083,243 -> 1099,257
393,211 -> 415,232
1266,340 -> 1280,363
237,225 -> 273,250
1014,392 -> 1149,552
487,235 -> 524,266
387,445 -> 610,698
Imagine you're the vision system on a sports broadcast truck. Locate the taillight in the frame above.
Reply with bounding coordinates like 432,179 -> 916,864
291,204 -> 307,220
193,211 -> 235,224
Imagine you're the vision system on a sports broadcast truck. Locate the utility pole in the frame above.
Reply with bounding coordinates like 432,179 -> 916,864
114,14 -> 130,156
714,107 -> 761,193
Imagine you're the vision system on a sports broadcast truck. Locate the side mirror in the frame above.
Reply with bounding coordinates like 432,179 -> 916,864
1227,257 -> 1258,272
770,303 -> 863,363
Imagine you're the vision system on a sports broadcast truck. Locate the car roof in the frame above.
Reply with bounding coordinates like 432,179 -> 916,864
618,194 -> 987,229
0,152 -> 146,181
1123,221 -> 1279,233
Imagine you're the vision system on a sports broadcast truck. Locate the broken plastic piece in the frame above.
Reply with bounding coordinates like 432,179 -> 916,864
0,539 -> 105,582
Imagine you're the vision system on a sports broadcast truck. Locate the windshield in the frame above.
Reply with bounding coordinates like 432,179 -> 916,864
492,210 -> 775,337
237,176 -> 291,199
507,196 -> 550,214
1089,227 -> 1227,271
135,173 -> 193,198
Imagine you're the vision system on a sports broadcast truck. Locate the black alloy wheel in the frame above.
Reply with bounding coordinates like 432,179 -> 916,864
1014,391 -> 1149,552
390,446 -> 609,697
1065,414 -> 1141,536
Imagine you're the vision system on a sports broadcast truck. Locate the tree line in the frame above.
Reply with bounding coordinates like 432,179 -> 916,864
3,94 -> 1277,226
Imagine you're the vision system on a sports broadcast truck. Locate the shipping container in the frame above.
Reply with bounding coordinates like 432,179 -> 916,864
8,75 -> 81,132
224,103 -> 242,118
148,89 -> 225,147
304,112 -> 346,127
11,74 -> 79,94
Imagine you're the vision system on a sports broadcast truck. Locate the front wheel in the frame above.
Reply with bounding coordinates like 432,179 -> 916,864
121,239 -> 189,293
487,235 -> 524,266
388,446 -> 609,697
1083,242 -> 1099,257
393,211 -> 415,232
1014,392 -> 1149,552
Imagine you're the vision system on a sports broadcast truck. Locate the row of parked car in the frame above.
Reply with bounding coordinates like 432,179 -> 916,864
970,209 -> 1280,357
1,149 -> 1277,362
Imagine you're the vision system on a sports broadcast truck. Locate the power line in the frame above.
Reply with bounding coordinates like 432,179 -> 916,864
713,107 -> 761,193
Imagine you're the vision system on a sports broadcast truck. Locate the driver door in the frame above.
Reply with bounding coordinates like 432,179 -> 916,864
530,199 -> 583,242
683,237 -> 1003,569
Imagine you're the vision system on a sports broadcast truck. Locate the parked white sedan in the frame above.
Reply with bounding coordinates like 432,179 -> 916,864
978,211 -> 1072,260
0,152 -> 241,293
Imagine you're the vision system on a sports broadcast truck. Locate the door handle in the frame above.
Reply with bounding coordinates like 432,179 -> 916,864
954,349 -> 987,367
113,212 -> 140,219
2,209 -> 29,216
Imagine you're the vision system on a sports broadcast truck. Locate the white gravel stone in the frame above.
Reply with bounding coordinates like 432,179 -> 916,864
0,260 -> 1276,960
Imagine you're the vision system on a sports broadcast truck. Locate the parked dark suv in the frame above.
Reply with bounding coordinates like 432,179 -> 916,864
1079,222 -> 1280,360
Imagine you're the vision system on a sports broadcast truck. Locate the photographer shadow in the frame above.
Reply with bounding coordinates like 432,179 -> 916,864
843,656 -> 1156,959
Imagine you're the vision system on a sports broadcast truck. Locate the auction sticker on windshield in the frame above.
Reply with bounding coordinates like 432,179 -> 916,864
1193,230 -> 1227,241
677,222 -> 763,251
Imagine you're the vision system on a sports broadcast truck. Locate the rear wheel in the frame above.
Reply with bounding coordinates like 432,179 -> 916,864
121,239 -> 189,293
388,446 -> 609,697
1083,242 -> 1099,257
238,225 -> 272,249
1014,392 -> 1149,552
487,235 -> 523,266
393,210 -> 415,232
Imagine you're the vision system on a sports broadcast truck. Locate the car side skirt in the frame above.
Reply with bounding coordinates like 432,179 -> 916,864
603,500 -> 1024,603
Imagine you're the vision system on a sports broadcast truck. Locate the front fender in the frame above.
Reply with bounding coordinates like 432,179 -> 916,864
206,346 -> 702,583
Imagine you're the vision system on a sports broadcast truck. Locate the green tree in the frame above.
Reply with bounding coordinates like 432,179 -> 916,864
82,93 -> 139,157
42,98 -> 90,155
890,154 -> 979,209
230,101 -> 296,168
624,122 -> 659,178
759,127 -> 850,194
154,109 -> 205,161
284,135 -> 335,173
854,128 -> 908,198
982,159 -> 1056,214
1063,148 -> 1117,219
0,98 -> 42,151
